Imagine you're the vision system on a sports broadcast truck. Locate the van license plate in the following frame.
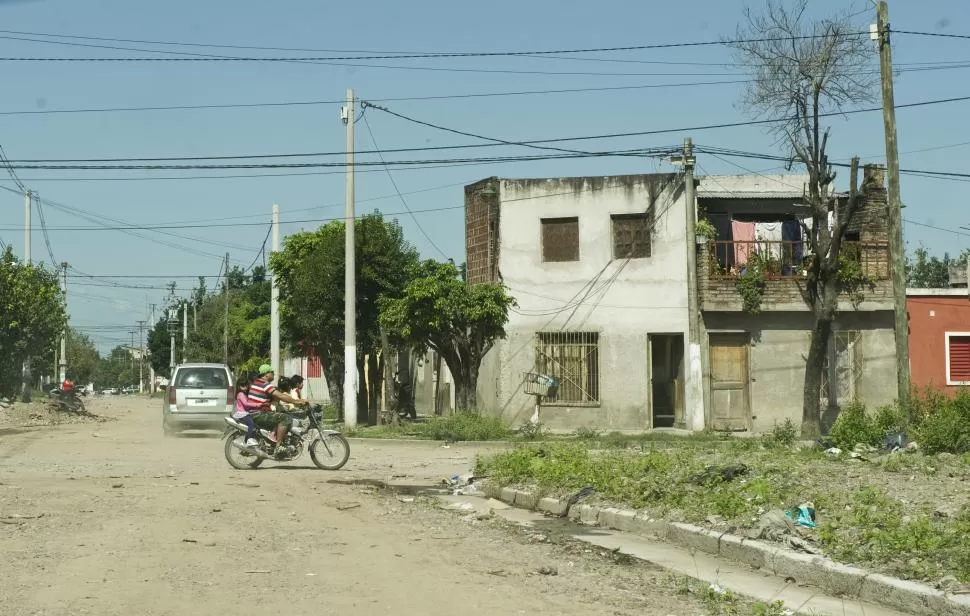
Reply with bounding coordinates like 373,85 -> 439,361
193,399 -> 214,405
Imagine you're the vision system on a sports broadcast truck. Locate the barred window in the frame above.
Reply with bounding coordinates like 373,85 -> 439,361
535,331 -> 600,405
541,217 -> 580,262
820,331 -> 862,403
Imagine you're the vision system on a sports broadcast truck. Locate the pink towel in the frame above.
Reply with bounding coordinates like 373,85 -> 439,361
732,221 -> 756,266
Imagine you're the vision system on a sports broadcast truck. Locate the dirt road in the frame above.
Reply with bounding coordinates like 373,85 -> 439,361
0,397 -> 706,616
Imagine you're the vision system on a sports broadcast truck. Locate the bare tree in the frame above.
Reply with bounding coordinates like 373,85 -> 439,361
728,0 -> 878,438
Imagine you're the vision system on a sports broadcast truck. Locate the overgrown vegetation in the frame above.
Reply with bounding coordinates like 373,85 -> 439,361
826,390 -> 970,455
346,412 -> 512,441
475,433 -> 970,583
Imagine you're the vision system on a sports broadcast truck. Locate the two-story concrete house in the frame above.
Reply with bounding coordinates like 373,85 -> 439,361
464,165 -> 898,433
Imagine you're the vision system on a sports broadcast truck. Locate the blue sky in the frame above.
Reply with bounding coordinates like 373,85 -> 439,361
0,0 -> 967,352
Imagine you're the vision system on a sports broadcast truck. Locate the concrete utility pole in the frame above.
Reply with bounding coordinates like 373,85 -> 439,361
875,1 -> 911,405
137,320 -> 145,393
223,252 -> 230,365
270,207 -> 281,379
182,302 -> 188,364
678,138 -> 705,431
58,262 -> 67,383
168,307 -> 177,373
21,190 -> 32,402
23,190 -> 31,263
149,304 -> 156,392
342,88 -> 358,428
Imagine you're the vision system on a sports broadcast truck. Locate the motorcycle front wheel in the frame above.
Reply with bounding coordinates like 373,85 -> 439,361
309,433 -> 350,471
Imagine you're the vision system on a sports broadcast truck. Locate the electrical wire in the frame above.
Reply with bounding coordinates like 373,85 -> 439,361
34,192 -> 58,265
0,31 -> 872,60
361,111 -> 450,259
895,30 -> 970,41
0,186 -> 258,259
244,226 -> 272,272
4,93 -> 969,171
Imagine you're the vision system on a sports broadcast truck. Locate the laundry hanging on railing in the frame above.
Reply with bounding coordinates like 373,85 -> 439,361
754,222 -> 782,262
731,220 -> 755,266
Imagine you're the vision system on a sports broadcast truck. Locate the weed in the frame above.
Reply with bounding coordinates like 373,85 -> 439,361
518,421 -> 546,441
573,426 -> 601,440
761,419 -> 798,448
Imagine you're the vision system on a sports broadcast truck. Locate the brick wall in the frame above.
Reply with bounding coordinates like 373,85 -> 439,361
464,178 -> 500,285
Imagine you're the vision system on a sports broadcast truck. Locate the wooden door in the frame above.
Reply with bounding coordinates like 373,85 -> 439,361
709,333 -> 750,431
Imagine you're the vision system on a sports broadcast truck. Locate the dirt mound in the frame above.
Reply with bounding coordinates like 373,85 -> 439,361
0,399 -> 113,428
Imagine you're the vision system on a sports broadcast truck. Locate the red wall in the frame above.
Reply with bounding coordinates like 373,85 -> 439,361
907,295 -> 970,393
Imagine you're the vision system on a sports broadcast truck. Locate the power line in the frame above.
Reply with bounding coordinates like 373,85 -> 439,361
363,111 -> 457,259
0,31 -> 871,61
0,203 -> 466,231
244,226 -> 272,272
895,30 -> 970,41
3,93 -> 969,172
0,185 -> 255,261
0,148 -> 677,170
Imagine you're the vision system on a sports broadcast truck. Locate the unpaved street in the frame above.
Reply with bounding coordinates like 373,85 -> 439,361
0,397 -> 706,616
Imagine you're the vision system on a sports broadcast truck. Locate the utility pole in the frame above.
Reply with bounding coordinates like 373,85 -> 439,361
342,88 -> 358,428
875,1 -> 911,406
21,190 -> 32,402
675,138 -> 705,432
137,320 -> 145,393
193,303 -> 197,333
270,207 -> 280,379
182,302 -> 188,364
223,252 -> 230,365
168,307 -> 177,374
23,190 -> 31,263
59,262 -> 67,383
149,304 -> 156,392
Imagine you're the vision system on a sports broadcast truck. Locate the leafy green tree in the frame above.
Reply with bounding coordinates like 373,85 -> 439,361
146,267 -> 272,377
0,247 -> 67,398
380,260 -> 516,412
270,213 -> 419,421
66,328 -> 101,386
906,245 -> 970,288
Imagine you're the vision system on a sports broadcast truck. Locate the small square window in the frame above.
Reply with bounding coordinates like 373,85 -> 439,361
611,213 -> 651,259
541,217 -> 579,262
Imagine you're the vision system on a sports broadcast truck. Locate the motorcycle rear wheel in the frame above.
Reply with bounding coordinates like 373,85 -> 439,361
224,434 -> 264,470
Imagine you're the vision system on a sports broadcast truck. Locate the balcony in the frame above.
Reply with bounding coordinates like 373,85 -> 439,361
698,240 -> 893,312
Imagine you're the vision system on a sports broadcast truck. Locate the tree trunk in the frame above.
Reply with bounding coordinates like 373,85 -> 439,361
367,353 -> 379,425
356,355 -> 368,425
324,356 -> 344,420
379,330 -> 394,426
453,361 -> 480,413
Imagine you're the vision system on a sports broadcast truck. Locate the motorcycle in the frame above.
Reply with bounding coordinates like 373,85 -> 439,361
48,388 -> 86,413
221,404 -> 350,471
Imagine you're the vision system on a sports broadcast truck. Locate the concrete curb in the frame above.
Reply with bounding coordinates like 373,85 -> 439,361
484,483 -> 970,616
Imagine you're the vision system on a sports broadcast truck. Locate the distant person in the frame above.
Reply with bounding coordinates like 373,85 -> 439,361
61,376 -> 73,395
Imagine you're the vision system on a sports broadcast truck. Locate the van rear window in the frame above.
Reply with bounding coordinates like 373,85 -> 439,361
175,368 -> 229,389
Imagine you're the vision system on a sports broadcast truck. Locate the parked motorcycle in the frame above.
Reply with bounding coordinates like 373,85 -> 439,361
222,404 -> 350,471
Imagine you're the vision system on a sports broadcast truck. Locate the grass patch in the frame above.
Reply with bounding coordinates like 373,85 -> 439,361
346,412 -> 513,442
475,441 -> 970,583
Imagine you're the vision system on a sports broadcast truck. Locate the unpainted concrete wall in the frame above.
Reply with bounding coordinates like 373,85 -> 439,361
476,174 -> 688,431
702,311 -> 897,433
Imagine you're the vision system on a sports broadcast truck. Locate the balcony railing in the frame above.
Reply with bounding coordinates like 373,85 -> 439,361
706,240 -> 878,280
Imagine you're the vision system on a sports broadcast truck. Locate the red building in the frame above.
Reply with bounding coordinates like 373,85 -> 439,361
907,288 -> 970,394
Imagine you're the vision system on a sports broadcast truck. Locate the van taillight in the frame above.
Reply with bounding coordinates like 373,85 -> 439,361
168,386 -> 176,405
227,386 -> 235,404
